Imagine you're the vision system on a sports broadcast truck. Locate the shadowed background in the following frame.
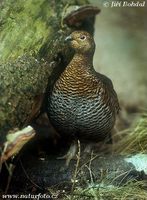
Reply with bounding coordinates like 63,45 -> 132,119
91,0 -> 147,108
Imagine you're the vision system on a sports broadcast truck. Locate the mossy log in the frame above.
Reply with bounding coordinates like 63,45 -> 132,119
0,0 -> 98,148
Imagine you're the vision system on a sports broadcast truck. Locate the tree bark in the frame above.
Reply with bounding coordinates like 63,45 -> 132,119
0,0 -> 97,146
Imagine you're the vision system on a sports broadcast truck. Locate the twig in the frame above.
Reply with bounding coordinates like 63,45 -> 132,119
5,162 -> 15,193
19,159 -> 43,191
71,140 -> 81,197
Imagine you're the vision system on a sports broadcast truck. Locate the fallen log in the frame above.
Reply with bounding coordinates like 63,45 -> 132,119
4,153 -> 147,193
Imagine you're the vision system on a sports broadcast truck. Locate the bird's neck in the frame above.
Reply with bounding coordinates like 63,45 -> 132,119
69,52 -> 94,71
74,52 -> 93,65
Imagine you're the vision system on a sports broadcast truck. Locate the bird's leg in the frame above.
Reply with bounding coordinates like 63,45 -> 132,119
83,139 -> 112,156
58,140 -> 78,166
83,143 -> 93,154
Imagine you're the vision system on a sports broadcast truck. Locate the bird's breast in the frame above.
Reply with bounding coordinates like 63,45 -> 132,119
53,68 -> 101,98
48,71 -> 115,139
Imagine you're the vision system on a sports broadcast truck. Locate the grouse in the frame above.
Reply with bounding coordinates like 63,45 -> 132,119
47,31 -> 120,165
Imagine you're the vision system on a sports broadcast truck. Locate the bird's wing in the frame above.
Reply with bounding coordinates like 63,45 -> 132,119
97,73 -> 120,114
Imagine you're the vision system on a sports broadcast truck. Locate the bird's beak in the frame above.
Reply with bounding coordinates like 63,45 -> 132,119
65,35 -> 72,42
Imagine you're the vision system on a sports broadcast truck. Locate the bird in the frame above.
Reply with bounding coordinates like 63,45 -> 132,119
47,31 -> 120,165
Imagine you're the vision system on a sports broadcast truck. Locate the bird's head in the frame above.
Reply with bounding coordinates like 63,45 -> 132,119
65,31 -> 95,55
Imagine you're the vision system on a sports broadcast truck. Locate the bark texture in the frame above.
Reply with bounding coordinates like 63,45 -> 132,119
0,0 -> 95,145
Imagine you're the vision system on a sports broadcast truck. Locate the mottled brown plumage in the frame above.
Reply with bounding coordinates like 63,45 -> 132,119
47,31 -> 119,164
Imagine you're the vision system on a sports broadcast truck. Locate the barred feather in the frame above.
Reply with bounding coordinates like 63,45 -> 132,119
47,31 -> 119,142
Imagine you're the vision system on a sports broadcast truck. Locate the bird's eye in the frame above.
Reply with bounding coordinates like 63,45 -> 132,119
80,35 -> 86,40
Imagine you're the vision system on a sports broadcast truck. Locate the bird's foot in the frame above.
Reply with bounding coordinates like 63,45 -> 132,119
57,140 -> 78,167
83,141 -> 113,156
81,143 -> 96,161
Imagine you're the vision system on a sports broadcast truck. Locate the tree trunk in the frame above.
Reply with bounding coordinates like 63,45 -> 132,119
0,0 -> 97,147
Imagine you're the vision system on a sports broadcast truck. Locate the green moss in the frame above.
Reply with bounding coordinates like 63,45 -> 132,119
0,0 -> 54,62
